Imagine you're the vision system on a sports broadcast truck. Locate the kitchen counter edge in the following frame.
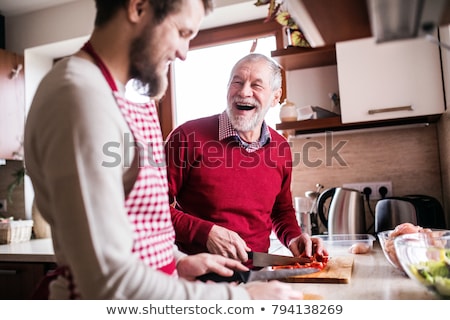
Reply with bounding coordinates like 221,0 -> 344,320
0,238 -> 55,263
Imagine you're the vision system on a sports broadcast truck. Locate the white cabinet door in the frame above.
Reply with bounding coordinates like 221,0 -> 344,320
336,37 -> 444,123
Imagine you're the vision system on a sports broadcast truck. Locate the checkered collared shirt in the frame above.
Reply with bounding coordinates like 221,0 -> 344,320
218,111 -> 271,153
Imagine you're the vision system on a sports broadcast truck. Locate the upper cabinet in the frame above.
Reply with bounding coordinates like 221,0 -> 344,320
271,45 -> 336,70
274,37 -> 445,133
285,0 -> 450,48
285,0 -> 372,48
273,0 -> 450,133
0,49 -> 25,160
336,36 -> 445,123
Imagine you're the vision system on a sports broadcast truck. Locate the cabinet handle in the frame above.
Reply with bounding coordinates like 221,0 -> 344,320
368,105 -> 413,115
0,269 -> 17,275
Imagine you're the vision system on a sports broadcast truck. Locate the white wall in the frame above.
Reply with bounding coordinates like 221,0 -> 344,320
4,0 -> 266,54
9,0 -> 94,220
5,0 -> 95,54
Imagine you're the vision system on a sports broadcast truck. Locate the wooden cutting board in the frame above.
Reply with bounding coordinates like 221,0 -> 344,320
282,256 -> 354,284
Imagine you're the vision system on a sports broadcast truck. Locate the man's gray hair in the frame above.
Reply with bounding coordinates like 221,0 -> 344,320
228,53 -> 282,91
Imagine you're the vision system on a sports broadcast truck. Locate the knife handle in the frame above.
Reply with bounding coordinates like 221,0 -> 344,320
196,271 -> 249,283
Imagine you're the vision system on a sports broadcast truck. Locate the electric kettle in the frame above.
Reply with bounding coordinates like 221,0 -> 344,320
317,187 -> 366,235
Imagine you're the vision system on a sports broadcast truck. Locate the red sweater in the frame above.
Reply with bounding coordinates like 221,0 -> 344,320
165,114 -> 301,255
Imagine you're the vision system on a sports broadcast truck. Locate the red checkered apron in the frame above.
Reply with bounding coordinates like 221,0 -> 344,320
82,42 -> 176,274
32,42 -> 177,299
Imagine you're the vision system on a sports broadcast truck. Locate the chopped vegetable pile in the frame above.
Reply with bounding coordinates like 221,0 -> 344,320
410,249 -> 450,297
272,253 -> 329,271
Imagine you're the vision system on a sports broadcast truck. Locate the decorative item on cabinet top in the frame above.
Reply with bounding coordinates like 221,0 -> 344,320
255,0 -> 310,48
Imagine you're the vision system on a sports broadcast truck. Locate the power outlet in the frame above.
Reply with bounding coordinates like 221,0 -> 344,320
0,199 -> 7,213
342,181 -> 392,200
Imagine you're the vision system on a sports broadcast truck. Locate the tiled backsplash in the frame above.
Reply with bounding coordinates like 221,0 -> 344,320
288,123 -> 445,232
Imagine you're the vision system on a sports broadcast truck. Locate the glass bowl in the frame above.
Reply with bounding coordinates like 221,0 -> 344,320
394,230 -> 450,298
377,225 -> 445,274
377,230 -> 405,272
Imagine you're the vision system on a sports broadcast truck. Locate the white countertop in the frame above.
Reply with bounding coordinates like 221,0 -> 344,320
0,237 -> 441,299
269,239 -> 439,300
289,246 -> 438,299
0,238 -> 55,263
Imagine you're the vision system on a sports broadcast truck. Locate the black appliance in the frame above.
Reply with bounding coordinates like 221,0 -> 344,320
375,195 -> 447,233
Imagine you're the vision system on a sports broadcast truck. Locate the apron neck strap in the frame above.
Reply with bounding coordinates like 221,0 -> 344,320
81,41 -> 119,92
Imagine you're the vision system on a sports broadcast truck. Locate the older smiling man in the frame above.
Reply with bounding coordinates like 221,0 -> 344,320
165,53 -> 327,265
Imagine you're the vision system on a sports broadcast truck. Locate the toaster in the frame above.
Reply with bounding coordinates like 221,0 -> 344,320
374,195 -> 447,233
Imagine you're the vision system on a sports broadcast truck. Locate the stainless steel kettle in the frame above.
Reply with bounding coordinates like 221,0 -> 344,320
317,187 -> 366,235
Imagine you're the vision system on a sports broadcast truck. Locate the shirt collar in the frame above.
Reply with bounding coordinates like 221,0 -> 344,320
218,111 -> 271,151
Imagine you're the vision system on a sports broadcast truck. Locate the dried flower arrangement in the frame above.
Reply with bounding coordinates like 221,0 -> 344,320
254,0 -> 310,47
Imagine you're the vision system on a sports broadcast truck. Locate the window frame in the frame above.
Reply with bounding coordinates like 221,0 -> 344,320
157,19 -> 285,139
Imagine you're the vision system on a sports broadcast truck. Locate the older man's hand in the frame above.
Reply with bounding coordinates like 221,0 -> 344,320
206,225 -> 251,262
288,233 -> 328,258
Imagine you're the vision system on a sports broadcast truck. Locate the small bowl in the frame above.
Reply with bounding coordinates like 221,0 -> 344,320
394,231 -> 450,298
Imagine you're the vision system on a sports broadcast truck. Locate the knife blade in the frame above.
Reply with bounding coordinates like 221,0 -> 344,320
196,267 -> 319,283
249,251 -> 311,267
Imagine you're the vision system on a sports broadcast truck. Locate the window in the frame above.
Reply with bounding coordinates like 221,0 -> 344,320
157,19 -> 284,139
172,36 -> 280,128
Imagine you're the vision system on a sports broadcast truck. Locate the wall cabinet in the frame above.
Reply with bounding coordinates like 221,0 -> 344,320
272,46 -> 341,134
271,45 -> 336,70
0,261 -> 56,299
273,37 -> 445,133
0,49 -> 25,160
336,37 -> 445,124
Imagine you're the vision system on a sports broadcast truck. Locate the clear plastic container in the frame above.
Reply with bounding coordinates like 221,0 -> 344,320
313,234 -> 376,254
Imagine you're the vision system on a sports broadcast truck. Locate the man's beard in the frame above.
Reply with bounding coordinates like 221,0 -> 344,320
226,98 -> 269,132
128,27 -> 168,99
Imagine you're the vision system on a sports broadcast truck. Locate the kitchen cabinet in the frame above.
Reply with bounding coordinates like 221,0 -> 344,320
0,261 -> 56,299
275,114 -> 440,134
336,36 -> 445,123
285,0 -> 372,48
272,46 -> 340,134
0,49 -> 25,160
271,45 -> 336,70
273,36 -> 445,133
286,0 -> 450,48
0,239 -> 56,299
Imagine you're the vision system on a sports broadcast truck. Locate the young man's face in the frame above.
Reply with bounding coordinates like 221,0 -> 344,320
129,0 -> 206,99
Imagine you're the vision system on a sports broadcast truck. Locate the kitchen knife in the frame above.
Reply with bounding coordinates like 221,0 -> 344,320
196,267 -> 320,283
249,251 -> 311,267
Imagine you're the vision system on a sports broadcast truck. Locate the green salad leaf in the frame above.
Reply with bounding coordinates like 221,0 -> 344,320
410,249 -> 450,297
